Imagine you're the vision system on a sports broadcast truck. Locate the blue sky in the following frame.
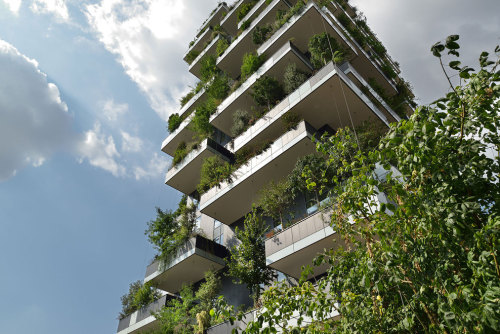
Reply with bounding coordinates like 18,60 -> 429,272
0,0 -> 498,333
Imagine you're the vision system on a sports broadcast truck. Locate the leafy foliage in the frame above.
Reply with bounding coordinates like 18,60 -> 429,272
252,25 -> 272,45
200,55 -> 218,83
231,109 -> 251,137
185,50 -> 200,65
237,0 -> 257,22
206,74 -> 230,101
226,209 -> 277,306
281,111 -> 301,132
172,141 -> 188,166
251,75 -> 284,110
240,52 -> 265,81
244,36 -> 500,333
215,38 -> 229,57
308,32 -> 346,69
257,179 -> 295,226
119,280 -> 161,320
191,98 -> 217,139
283,63 -> 309,94
197,156 -> 234,194
168,113 -> 183,133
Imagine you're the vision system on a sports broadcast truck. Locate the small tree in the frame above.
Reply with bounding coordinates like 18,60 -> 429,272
168,113 -> 183,133
145,207 -> 178,257
119,280 -> 161,320
241,52 -> 265,80
197,156 -> 234,194
251,75 -> 284,110
308,32 -> 346,69
257,179 -> 295,227
227,209 -> 277,306
155,285 -> 197,334
283,63 -> 309,94
252,25 -> 272,45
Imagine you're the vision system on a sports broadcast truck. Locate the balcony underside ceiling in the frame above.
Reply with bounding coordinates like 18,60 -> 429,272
147,251 -> 225,293
161,122 -> 196,157
201,133 -> 315,225
165,145 -> 226,195
120,317 -> 158,334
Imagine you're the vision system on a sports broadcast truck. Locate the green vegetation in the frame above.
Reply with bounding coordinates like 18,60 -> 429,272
145,196 -> 198,265
226,209 -> 276,306
185,50 -> 200,65
251,75 -> 284,110
274,0 -> 306,30
215,38 -> 229,57
168,113 -> 183,133
230,109 -> 251,137
191,97 -> 218,139
197,156 -> 234,194
239,19 -> 251,31
119,281 -> 161,320
241,36 -> 500,333
281,111 -> 301,131
240,52 -> 265,81
237,0 -> 258,22
283,63 -> 309,94
308,32 -> 346,69
200,55 -> 218,83
154,270 -> 222,334
257,179 -> 295,227
252,25 -> 272,45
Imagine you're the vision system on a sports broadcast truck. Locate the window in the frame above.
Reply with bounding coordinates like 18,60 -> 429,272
214,219 -> 222,228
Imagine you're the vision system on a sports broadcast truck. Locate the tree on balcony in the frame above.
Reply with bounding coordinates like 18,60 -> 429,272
118,280 -> 161,320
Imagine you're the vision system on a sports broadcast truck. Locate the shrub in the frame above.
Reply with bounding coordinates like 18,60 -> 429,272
172,141 -> 188,166
240,52 -> 265,80
206,74 -> 230,100
179,91 -> 195,107
308,32 -> 346,69
168,113 -> 183,133
234,141 -> 272,168
192,98 -> 218,138
283,63 -> 309,94
257,179 -> 295,226
215,38 -> 229,57
251,75 -> 284,110
240,19 -> 251,31
381,62 -> 397,79
119,281 -> 161,319
252,25 -> 272,45
274,0 -> 306,29
370,38 -> 387,56
185,50 -> 200,65
200,55 -> 218,83
281,112 -> 301,131
230,109 -> 251,137
197,156 -> 234,194
237,0 -> 257,22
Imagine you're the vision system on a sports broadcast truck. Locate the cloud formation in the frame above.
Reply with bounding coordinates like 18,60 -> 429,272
0,39 -> 76,181
30,0 -> 69,21
121,131 -> 143,153
133,152 -> 170,181
102,99 -> 128,122
1,0 -> 21,13
84,0 -> 219,121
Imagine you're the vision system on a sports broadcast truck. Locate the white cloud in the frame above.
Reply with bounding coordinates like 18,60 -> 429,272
1,0 -> 21,13
121,131 -> 143,153
77,122 -> 126,177
133,152 -> 170,180
102,99 -> 128,121
84,0 -> 219,121
0,39 -> 76,181
30,0 -> 69,21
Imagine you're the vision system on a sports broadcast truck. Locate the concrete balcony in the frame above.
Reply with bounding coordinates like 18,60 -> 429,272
265,209 -> 340,279
161,113 -> 196,157
207,310 -> 255,334
165,138 -> 232,195
237,0 -> 268,30
200,121 -> 316,225
184,27 -> 213,63
116,294 -> 170,334
189,35 -> 221,78
221,0 -> 254,36
178,86 -> 206,120
216,0 -> 292,80
144,235 -> 229,293
210,40 -> 313,135
195,3 -> 229,38
231,62 -> 392,156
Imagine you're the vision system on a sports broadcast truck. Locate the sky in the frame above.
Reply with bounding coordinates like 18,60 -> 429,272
0,0 -> 498,333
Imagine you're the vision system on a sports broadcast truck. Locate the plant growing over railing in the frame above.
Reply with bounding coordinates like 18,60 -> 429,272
186,50 -> 201,65
206,73 -> 230,100
281,111 -> 302,131
252,24 -> 272,45
200,55 -> 218,83
237,0 -> 258,22
308,32 -> 346,69
240,52 -> 265,80
215,38 -> 229,57
231,109 -> 251,137
274,0 -> 306,30
257,179 -> 296,227
168,113 -> 183,133
251,75 -> 284,110
283,63 -> 309,94
197,156 -> 235,194
234,140 -> 272,168
118,280 -> 162,320
191,97 -> 218,139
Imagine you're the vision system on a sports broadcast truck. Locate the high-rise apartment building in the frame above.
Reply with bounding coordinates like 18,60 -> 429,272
117,1 -> 413,333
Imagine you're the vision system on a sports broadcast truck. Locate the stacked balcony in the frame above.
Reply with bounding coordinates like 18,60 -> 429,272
144,235 -> 229,293
117,294 -> 170,334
